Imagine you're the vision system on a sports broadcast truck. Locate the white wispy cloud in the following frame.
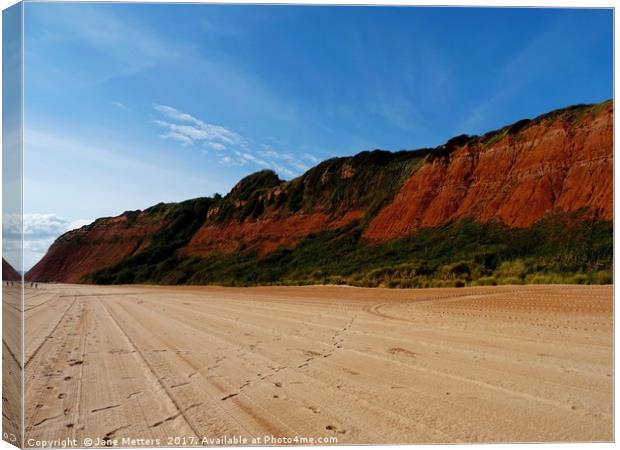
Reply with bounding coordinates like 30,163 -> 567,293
111,101 -> 127,110
208,142 -> 226,151
238,151 -> 269,167
302,153 -> 320,163
219,155 -> 240,167
154,105 -> 202,125
154,105 -> 243,149
158,129 -> 194,146
259,147 -> 310,172
153,105 -> 320,179
270,163 -> 296,179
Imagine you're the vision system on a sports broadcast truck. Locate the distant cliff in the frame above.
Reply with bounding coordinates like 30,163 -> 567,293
3,259 -> 20,281
28,100 -> 613,287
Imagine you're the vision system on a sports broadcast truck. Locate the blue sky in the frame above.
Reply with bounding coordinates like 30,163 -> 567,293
3,3 -> 22,271
19,4 -> 613,269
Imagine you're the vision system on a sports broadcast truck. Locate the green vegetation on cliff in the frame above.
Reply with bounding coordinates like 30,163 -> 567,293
96,198 -> 213,284
88,210 -> 612,287
208,149 -> 430,225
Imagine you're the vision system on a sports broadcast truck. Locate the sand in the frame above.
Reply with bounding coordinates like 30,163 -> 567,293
13,284 -> 613,445
3,283 -> 23,446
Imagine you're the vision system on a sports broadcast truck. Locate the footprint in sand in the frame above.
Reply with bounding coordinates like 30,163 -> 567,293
307,405 -> 320,414
325,424 -> 347,434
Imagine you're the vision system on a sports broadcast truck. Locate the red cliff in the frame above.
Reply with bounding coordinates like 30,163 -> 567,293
365,101 -> 612,240
26,100 -> 612,284
26,211 -> 165,283
2,259 -> 20,281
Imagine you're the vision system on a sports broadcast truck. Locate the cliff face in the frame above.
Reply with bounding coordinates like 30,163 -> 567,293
26,210 -> 169,283
27,100 -> 613,284
364,101 -> 612,240
184,210 -> 365,256
181,150 -> 424,258
2,259 -> 20,281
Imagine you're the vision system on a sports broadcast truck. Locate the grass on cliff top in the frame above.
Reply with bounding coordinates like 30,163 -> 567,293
478,99 -> 612,147
88,210 -> 612,288
210,149 -> 430,225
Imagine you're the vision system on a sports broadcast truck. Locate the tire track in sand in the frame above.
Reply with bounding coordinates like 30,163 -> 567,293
98,298 -> 202,439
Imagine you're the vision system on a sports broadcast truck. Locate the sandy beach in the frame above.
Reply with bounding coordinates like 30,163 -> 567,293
16,283 -> 612,445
